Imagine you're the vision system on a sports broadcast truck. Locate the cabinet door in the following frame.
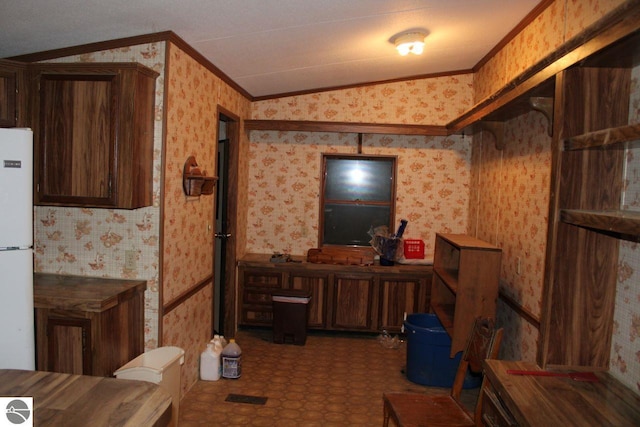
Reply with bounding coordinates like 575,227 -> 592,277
289,273 -> 327,328
32,63 -> 157,209
0,68 -> 17,127
380,277 -> 430,332
37,74 -> 116,206
47,317 -> 92,375
331,275 -> 376,330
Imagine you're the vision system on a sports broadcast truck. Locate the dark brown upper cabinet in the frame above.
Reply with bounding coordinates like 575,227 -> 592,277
32,63 -> 158,209
0,59 -> 28,128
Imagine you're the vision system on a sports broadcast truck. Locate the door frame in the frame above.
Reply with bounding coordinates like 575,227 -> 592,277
216,106 -> 239,339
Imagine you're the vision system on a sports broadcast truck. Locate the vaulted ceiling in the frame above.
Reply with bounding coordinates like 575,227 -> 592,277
0,0 -> 541,98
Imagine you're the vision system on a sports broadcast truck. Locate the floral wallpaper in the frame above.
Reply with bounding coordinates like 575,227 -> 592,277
469,110 -> 552,362
33,42 -> 166,351
473,0 -> 626,104
162,42 -> 251,395
246,131 -> 471,256
252,74 -> 474,124
613,64 -> 640,393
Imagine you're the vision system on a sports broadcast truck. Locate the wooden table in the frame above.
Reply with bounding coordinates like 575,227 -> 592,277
482,360 -> 640,426
0,369 -> 171,426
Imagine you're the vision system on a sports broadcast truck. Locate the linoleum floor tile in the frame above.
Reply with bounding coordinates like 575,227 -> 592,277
179,329 -> 478,426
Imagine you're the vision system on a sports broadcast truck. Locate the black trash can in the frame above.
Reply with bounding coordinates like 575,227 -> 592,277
271,289 -> 311,345
404,313 -> 481,388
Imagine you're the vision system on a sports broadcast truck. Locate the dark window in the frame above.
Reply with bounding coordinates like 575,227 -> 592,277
319,154 -> 396,246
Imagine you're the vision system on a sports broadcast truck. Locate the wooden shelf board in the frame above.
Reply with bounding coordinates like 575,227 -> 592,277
437,233 -> 501,250
434,267 -> 459,294
564,123 -> 640,150
560,209 -> 640,236
244,120 -> 448,136
431,303 -> 455,330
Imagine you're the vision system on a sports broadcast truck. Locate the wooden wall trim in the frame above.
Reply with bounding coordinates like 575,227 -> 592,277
253,69 -> 474,102
8,31 -> 253,101
164,33 -> 252,100
1,0 -> 562,104
163,275 -> 213,315
448,0 -> 640,133
10,31 -> 173,63
245,120 -> 448,136
498,290 -> 540,330
473,0 -> 556,72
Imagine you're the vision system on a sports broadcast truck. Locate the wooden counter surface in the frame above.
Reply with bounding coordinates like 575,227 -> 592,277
0,369 -> 171,426
483,360 -> 640,426
238,253 -> 433,275
34,273 -> 147,312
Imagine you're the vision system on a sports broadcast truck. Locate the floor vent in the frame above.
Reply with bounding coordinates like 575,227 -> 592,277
225,394 -> 268,405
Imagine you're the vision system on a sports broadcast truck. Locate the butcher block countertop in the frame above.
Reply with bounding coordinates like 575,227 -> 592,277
483,360 -> 640,426
0,369 -> 171,426
34,273 -> 147,312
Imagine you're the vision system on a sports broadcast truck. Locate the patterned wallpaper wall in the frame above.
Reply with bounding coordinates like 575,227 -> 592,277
252,74 -> 473,124
614,64 -> 640,393
468,111 -> 551,363
162,42 -> 251,396
33,42 -> 166,350
473,0 -> 626,103
246,131 -> 471,256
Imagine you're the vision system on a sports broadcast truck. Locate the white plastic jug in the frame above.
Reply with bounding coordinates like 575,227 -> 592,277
200,343 -> 221,381
221,338 -> 242,379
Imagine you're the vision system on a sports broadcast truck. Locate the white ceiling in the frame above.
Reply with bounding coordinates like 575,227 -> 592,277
0,0 -> 540,98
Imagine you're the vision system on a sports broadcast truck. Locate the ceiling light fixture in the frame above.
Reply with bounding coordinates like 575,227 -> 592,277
393,31 -> 426,56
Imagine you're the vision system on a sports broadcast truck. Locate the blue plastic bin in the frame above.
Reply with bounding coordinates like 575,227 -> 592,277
404,313 -> 482,388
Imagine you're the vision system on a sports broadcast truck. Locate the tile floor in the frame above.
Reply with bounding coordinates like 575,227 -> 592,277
178,328 -> 478,426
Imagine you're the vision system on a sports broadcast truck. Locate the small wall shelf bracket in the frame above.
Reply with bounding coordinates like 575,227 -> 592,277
182,156 -> 217,197
529,97 -> 554,137
481,121 -> 506,150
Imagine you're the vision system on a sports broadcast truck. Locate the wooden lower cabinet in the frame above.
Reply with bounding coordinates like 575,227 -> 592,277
46,317 -> 92,375
380,276 -> 430,331
331,274 -> 376,330
240,268 -> 283,326
34,274 -> 146,377
289,272 -> 328,328
238,254 -> 432,333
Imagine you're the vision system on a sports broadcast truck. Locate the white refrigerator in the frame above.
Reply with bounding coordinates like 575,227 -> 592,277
0,128 -> 35,370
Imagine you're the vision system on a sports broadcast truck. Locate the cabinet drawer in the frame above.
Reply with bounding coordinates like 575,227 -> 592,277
482,386 -> 518,427
243,289 -> 275,305
241,306 -> 273,325
243,271 -> 282,288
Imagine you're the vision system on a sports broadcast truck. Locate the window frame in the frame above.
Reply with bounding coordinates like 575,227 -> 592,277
318,153 -> 397,248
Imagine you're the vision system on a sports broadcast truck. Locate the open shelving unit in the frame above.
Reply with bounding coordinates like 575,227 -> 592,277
430,233 -> 502,356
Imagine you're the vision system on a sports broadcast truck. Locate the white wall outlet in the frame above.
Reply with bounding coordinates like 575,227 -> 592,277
125,250 -> 137,271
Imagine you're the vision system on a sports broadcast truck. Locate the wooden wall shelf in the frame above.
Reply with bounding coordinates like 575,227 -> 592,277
564,123 -> 640,150
182,155 -> 217,196
244,119 -> 448,136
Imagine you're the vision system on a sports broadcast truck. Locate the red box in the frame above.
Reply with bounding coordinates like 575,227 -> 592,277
404,239 -> 425,259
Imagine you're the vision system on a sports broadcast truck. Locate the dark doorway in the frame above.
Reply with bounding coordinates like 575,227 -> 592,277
214,109 -> 239,338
